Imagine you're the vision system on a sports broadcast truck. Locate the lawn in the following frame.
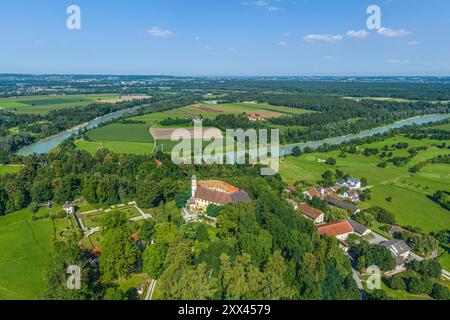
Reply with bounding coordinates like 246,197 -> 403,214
75,139 -> 154,155
86,123 -> 153,143
0,94 -> 121,115
0,165 -> 21,176
279,135 -> 450,233
0,210 -> 54,300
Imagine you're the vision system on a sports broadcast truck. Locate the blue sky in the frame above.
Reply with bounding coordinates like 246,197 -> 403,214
0,0 -> 449,76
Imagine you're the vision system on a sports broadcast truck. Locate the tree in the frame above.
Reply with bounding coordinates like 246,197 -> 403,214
389,274 -> 406,291
326,157 -> 337,166
104,286 -> 128,300
31,179 -> 53,203
360,177 -> 368,187
143,242 -> 168,279
261,251 -> 294,300
367,289 -> 390,300
292,146 -> 302,157
431,283 -> 450,300
99,227 -> 139,282
406,277 -> 427,295
136,178 -> 162,208
45,237 -> 98,300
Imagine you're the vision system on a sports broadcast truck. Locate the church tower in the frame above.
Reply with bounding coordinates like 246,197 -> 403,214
191,175 -> 198,198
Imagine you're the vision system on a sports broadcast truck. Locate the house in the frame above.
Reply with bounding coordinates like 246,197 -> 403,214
285,185 -> 297,193
381,240 -> 411,266
303,187 -> 328,200
342,189 -> 360,203
298,203 -> 325,224
188,175 -> 251,212
247,113 -> 262,121
63,202 -> 75,215
285,199 -> 299,210
325,196 -> 360,215
348,219 -> 372,237
317,220 -> 354,241
337,178 -> 362,190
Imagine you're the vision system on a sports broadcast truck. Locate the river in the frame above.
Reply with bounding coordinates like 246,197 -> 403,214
16,105 -> 145,156
16,113 -> 449,156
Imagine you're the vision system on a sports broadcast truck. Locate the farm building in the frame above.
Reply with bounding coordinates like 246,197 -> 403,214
188,175 -> 251,212
317,220 -> 354,241
348,219 -> 372,237
298,203 -> 325,224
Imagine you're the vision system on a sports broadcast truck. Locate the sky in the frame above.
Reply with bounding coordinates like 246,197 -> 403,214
0,0 -> 449,76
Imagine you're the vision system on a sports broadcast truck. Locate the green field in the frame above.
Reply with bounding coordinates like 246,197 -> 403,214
86,123 -> 153,143
75,139 -> 154,155
0,211 -> 54,300
132,102 -> 311,124
0,165 -> 21,176
0,94 -> 120,115
279,136 -> 450,233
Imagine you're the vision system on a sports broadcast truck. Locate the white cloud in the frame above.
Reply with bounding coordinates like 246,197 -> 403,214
347,30 -> 370,39
277,41 -> 288,46
323,56 -> 334,60
303,34 -> 343,43
148,27 -> 174,38
229,47 -> 236,52
194,36 -> 200,41
407,40 -> 420,46
378,27 -> 411,37
241,0 -> 279,12
388,59 -> 410,64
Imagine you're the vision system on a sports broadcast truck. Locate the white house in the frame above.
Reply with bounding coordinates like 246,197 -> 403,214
63,203 -> 75,215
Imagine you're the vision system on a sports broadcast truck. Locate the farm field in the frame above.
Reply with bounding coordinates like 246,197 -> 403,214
76,123 -> 154,155
0,210 -> 58,300
86,123 -> 153,143
0,165 -> 21,176
279,135 -> 450,233
75,139 -> 154,155
0,94 -> 125,115
132,102 -> 312,124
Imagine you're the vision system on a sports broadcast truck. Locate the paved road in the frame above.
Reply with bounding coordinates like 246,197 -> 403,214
345,252 -> 367,300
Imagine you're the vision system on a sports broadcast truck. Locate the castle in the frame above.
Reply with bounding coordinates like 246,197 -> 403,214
188,175 -> 251,212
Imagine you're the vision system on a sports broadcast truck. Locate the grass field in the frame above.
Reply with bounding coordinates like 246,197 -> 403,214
0,94 -> 121,115
132,102 -> 311,124
279,135 -> 450,233
86,123 -> 153,143
0,165 -> 21,176
76,123 -> 154,155
0,211 -> 56,300
75,139 -> 154,155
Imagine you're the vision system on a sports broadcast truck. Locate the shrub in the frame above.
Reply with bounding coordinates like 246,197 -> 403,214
389,274 -> 406,291
406,277 -> 427,295
430,283 -> 450,300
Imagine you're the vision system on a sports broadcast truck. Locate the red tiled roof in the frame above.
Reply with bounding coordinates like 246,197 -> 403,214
287,185 -> 296,192
195,186 -> 250,206
317,221 -> 354,237
198,180 -> 240,193
307,188 -> 320,198
298,203 -> 323,220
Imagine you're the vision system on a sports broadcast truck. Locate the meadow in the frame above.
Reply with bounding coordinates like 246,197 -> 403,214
0,94 -> 121,115
0,165 -> 21,176
132,102 -> 311,124
76,123 -> 154,155
0,209 -> 72,300
279,135 -> 450,234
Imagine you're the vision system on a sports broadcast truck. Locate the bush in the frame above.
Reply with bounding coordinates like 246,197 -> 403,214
366,207 -> 396,225
367,289 -> 390,300
29,202 -> 39,214
430,283 -> 450,300
410,260 -> 442,279
406,277 -> 427,295
389,274 -> 406,291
